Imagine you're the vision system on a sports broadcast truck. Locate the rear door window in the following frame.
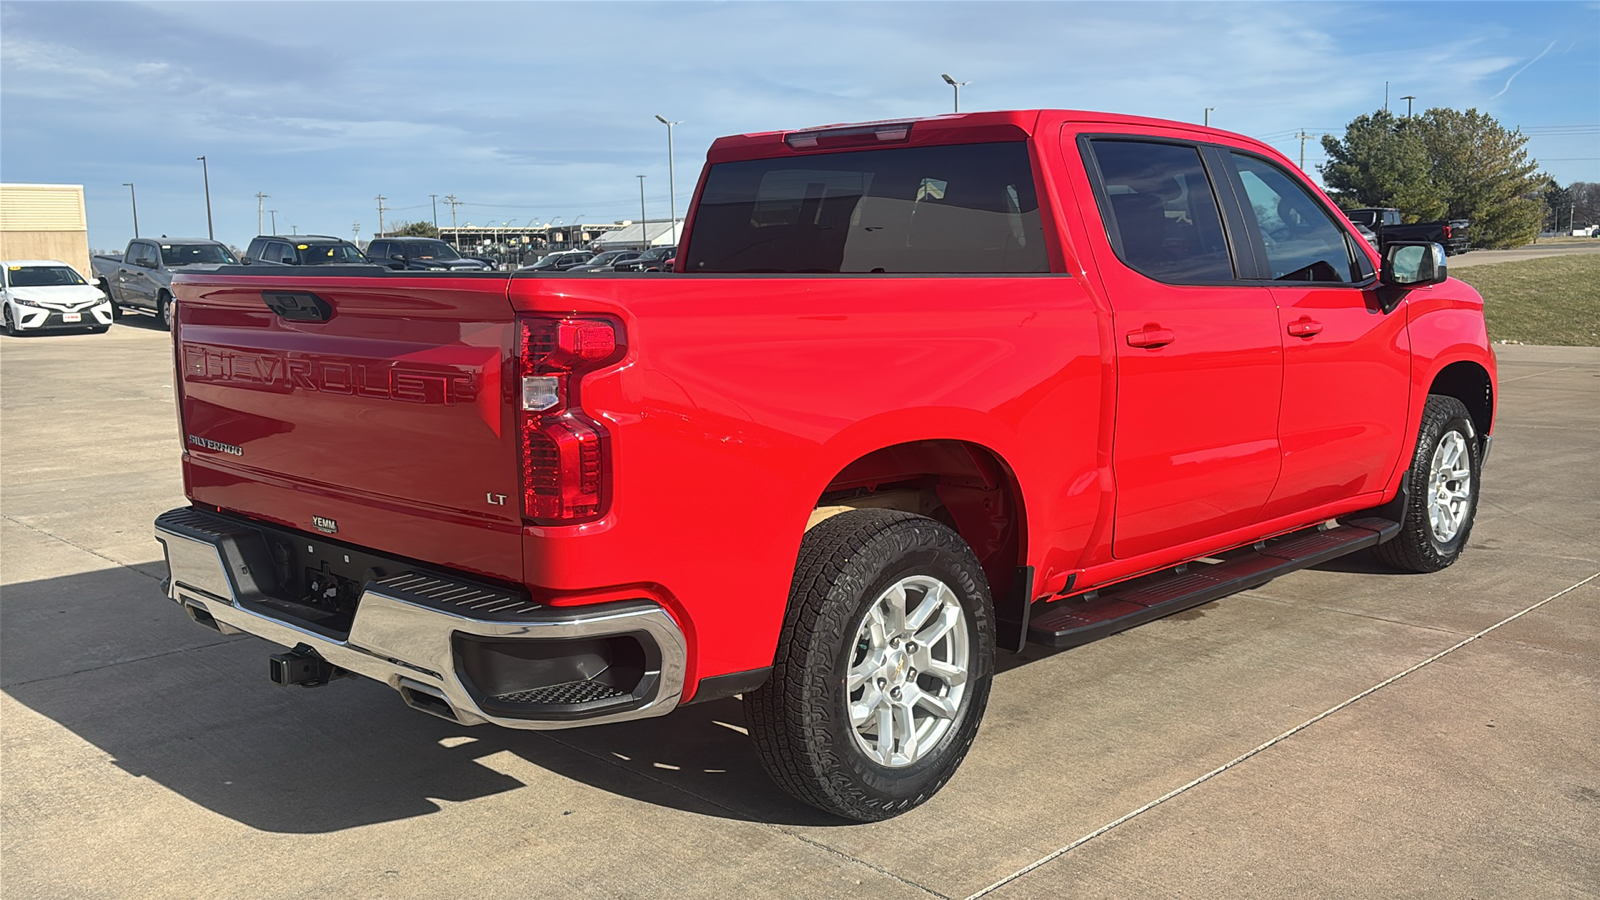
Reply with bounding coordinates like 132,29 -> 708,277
1086,139 -> 1235,284
683,141 -> 1048,273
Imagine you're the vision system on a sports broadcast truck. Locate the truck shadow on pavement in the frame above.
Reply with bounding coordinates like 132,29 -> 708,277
0,566 -> 844,832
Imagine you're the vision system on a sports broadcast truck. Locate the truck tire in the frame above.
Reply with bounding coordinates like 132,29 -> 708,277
158,292 -> 174,331
744,509 -> 994,821
1373,395 -> 1482,573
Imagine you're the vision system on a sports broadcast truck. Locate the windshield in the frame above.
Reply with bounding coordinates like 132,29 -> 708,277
160,243 -> 238,266
7,265 -> 86,287
404,240 -> 461,261
296,243 -> 367,265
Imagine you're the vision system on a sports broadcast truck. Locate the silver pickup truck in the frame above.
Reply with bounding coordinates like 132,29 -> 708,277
91,237 -> 237,329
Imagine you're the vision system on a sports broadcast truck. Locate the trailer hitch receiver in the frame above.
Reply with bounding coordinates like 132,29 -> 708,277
269,643 -> 351,688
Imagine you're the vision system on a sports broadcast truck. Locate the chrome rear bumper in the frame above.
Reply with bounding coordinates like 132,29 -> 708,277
154,507 -> 685,729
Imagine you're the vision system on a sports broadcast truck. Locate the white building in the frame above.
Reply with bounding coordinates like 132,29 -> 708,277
590,220 -> 683,251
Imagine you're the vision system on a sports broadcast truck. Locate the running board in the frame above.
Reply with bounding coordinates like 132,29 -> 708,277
1027,517 -> 1400,649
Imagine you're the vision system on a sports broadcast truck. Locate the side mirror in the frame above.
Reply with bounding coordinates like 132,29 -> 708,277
240,255 -> 253,265
1382,242 -> 1447,287
1377,242 -> 1447,312
389,252 -> 405,261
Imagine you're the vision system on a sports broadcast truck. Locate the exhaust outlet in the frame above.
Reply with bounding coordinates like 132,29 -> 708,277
398,679 -> 468,724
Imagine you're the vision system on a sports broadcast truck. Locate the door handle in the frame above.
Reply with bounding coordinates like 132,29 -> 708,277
1126,325 -> 1176,349
1287,317 -> 1324,338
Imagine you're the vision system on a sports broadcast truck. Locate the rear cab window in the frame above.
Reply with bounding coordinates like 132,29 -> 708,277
1084,139 -> 1236,284
683,141 -> 1048,273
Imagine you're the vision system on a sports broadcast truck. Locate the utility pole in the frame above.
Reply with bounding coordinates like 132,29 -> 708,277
430,194 -> 439,231
1297,130 -> 1312,171
197,156 -> 214,239
1204,107 -> 1216,127
445,194 -> 461,248
375,195 -> 387,237
122,183 -> 139,237
269,210 -> 277,233
1401,95 -> 1416,118
255,191 -> 268,235
940,73 -> 969,112
637,175 -> 648,250
352,221 -> 361,245
1384,81 -> 1390,112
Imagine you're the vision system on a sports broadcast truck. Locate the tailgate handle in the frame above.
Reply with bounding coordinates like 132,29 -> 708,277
262,291 -> 333,322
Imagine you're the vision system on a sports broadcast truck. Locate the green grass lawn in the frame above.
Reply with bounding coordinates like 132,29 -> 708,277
1453,254 -> 1600,346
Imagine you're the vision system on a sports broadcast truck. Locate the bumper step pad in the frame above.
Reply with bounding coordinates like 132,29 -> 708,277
496,681 -> 629,705
1027,517 -> 1399,649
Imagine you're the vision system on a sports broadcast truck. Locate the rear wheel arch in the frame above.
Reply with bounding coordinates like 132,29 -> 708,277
807,439 -> 1028,610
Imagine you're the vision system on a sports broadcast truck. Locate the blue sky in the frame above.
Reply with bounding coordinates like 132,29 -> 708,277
3,0 -> 1596,251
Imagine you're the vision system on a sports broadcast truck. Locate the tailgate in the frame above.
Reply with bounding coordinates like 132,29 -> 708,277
172,271 -> 522,581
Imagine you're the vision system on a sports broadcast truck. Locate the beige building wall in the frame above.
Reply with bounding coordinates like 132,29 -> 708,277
0,184 -> 92,279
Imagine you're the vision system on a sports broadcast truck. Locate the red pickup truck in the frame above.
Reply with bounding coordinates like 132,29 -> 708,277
157,110 -> 1495,821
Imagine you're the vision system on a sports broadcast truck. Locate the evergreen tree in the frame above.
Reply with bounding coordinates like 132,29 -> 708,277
1410,108 -> 1543,248
1321,107 -> 1547,248
1319,110 -> 1444,221
393,220 -> 440,238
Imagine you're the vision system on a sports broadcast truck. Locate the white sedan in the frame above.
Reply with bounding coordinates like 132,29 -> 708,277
2,260 -> 114,335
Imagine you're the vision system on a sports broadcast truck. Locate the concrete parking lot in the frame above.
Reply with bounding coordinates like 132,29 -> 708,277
2,314 -> 1597,899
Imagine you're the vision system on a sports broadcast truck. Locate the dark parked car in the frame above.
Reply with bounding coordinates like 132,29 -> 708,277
243,235 -> 370,266
366,237 -> 493,271
612,246 -> 678,272
1342,208 -> 1471,255
567,249 -> 644,273
517,250 -> 594,272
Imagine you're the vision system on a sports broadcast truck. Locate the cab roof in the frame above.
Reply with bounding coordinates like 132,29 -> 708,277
705,109 -> 1275,164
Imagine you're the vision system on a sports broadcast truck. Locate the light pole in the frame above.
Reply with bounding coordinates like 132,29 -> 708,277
655,115 -> 682,242
430,194 -> 439,231
122,183 -> 139,237
1204,107 -> 1216,127
1401,95 -> 1416,118
940,73 -> 970,112
196,156 -> 214,239
269,210 -> 277,233
637,175 -> 648,250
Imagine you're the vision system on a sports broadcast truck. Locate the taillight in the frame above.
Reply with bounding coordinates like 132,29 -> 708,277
1443,224 -> 1453,238
517,315 -> 623,523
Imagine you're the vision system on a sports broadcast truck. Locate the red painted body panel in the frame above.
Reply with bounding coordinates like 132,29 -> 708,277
170,109 -> 1497,701
507,273 -> 1103,684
